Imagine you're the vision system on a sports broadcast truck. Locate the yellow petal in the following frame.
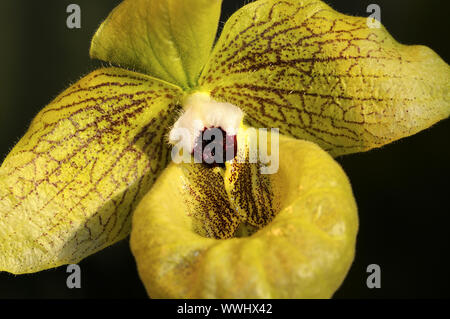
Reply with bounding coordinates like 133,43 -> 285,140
0,67 -> 183,274
90,0 -> 222,89
199,0 -> 450,156
223,127 -> 277,233
130,134 -> 358,298
180,164 -> 240,239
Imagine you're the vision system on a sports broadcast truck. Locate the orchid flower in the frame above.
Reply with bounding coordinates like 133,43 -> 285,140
0,0 -> 448,299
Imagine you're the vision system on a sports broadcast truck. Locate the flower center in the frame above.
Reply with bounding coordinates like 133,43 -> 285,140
193,127 -> 237,168
169,92 -> 244,166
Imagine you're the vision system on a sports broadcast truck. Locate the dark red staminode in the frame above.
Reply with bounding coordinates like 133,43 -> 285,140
193,127 -> 237,168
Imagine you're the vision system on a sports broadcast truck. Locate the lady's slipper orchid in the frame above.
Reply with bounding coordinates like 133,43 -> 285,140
0,0 -> 448,299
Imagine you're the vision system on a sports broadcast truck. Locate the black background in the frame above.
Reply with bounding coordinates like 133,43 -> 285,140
0,0 -> 448,299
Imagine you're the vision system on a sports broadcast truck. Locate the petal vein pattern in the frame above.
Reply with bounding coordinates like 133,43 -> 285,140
199,0 -> 450,156
0,67 -> 182,274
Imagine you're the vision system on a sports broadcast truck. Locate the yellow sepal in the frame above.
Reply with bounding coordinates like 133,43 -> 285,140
90,0 -> 222,89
